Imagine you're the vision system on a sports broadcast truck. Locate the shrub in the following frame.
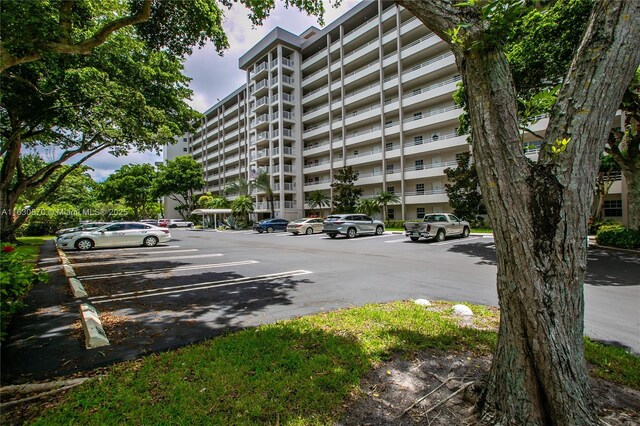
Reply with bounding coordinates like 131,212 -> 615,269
589,218 -> 619,235
384,220 -> 405,229
20,203 -> 81,236
0,244 -> 48,340
596,224 -> 640,249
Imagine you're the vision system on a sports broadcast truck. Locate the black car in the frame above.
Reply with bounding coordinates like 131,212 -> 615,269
252,218 -> 289,233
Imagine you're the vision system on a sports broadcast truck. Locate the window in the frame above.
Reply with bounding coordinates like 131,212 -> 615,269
417,207 -> 425,218
388,186 -> 395,194
431,132 -> 440,141
386,164 -> 394,173
385,120 -> 393,128
416,184 -> 425,195
183,147 -> 188,152
125,223 -> 147,230
105,224 -> 126,232
353,150 -> 358,157
388,208 -> 395,219
414,136 -> 423,145
603,199 -> 623,217
414,112 -> 422,120
386,142 -> 394,151
415,160 -> 424,170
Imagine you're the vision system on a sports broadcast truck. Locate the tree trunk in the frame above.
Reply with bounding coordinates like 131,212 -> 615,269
622,164 -> 640,230
390,1 -> 640,423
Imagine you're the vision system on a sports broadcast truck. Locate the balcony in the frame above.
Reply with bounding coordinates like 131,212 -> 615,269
272,146 -> 294,156
250,62 -> 268,78
273,182 -> 295,191
273,164 -> 294,173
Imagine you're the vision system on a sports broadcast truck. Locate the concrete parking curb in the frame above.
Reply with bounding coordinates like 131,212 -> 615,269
69,277 -> 88,298
79,303 -> 110,349
56,246 -> 101,351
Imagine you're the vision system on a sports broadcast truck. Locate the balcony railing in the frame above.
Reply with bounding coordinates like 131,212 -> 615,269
403,75 -> 462,101
404,160 -> 457,173
404,188 -> 446,196
403,52 -> 454,77
402,105 -> 459,124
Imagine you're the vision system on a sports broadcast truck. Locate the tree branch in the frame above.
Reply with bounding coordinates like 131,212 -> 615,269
0,0 -> 152,72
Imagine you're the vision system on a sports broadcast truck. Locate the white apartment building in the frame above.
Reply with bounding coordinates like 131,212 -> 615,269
166,0 -> 629,225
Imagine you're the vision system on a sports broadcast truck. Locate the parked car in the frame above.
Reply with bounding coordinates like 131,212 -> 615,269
403,213 -> 470,242
323,214 -> 385,239
158,219 -> 194,228
57,222 -> 171,251
287,218 -> 324,235
56,222 -> 109,237
252,218 -> 289,233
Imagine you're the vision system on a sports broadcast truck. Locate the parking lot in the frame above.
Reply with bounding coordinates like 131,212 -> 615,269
2,228 -> 638,382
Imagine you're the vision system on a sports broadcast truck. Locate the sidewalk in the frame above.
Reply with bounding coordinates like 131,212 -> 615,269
2,241 -> 109,385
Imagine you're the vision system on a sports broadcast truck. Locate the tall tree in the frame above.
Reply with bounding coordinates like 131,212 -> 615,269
154,156 -> 204,219
0,0 -> 327,72
443,151 -> 484,221
307,190 -> 331,217
1,0 -> 328,242
99,163 -> 156,220
253,170 -> 276,218
396,0 -> 640,424
0,29 -> 199,241
224,178 -> 251,197
375,191 -> 401,222
330,166 -> 363,213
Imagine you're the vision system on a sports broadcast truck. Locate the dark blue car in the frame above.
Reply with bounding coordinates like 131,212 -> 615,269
252,218 -> 289,233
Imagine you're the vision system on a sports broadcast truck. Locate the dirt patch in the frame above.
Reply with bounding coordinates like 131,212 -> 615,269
339,350 -> 640,425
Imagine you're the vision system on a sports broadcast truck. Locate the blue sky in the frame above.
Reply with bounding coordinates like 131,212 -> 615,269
82,0 -> 358,181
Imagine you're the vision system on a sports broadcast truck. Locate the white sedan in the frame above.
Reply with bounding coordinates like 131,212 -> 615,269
57,222 -> 171,251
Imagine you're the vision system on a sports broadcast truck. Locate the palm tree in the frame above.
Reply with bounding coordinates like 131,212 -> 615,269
307,190 -> 331,217
209,196 -> 230,209
231,195 -> 254,227
224,178 -> 251,196
253,170 -> 275,218
375,191 -> 401,221
355,198 -> 380,217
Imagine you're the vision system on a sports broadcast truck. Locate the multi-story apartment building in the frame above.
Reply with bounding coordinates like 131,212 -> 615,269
166,0 -> 629,225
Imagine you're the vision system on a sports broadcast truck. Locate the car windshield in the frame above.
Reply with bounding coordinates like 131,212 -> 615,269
292,219 -> 306,224
325,216 -> 342,221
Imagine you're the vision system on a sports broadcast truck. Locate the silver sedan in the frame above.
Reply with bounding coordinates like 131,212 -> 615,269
57,222 -> 172,251
287,218 -> 324,235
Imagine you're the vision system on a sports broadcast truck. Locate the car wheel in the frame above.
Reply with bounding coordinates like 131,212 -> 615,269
328,233 -> 337,239
170,224 -> 178,229
267,226 -> 274,233
189,224 -> 194,229
435,230 -> 445,242
143,236 -> 159,247
461,227 -> 470,238
258,229 -> 263,234
75,238 -> 93,251
410,237 -> 420,242
375,226 -> 384,235
305,227 -> 313,235
346,228 -> 357,239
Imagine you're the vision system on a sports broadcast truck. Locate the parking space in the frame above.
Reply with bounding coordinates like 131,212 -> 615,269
4,228 -> 635,383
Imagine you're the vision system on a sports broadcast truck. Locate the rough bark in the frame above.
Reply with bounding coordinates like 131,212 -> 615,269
396,0 -> 640,424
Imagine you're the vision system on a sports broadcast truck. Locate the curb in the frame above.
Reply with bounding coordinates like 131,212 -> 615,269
79,303 -> 110,349
56,245 -> 109,350
588,243 -> 640,255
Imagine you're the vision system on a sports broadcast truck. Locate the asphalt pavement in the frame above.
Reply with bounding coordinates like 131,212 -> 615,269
1,230 -> 638,385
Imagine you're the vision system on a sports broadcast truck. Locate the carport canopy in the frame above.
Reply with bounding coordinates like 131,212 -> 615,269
191,209 -> 232,228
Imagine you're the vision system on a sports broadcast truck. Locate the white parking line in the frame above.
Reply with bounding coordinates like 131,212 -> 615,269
72,253 -> 223,268
64,245 -> 182,255
91,270 -> 312,304
81,260 -> 260,280
430,236 -> 482,246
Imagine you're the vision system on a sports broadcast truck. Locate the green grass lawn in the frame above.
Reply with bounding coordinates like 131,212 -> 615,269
14,236 -> 54,260
28,301 -> 637,425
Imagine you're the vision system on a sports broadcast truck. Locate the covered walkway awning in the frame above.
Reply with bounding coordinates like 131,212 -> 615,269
191,208 -> 273,228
